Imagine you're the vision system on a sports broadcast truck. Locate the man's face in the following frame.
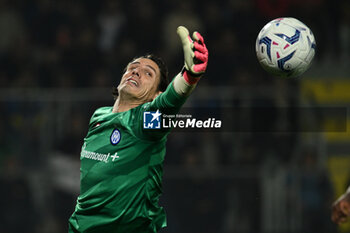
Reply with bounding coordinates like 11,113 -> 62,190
117,58 -> 161,102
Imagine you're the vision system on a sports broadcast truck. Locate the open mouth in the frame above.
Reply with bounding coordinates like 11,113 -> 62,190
126,78 -> 138,87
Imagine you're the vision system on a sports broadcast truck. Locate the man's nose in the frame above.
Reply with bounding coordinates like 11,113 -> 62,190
132,68 -> 140,77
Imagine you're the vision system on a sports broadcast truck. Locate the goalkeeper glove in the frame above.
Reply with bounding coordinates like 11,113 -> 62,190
177,26 -> 208,84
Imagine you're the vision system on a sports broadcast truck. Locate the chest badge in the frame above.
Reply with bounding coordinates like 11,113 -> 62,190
110,129 -> 121,145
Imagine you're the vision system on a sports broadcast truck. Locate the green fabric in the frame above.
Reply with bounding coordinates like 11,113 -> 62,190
68,81 -> 187,233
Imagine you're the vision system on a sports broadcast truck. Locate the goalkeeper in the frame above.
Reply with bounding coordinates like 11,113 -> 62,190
68,26 -> 208,233
332,186 -> 350,224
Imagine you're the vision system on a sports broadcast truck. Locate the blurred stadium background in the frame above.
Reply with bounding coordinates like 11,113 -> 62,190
1,0 -> 350,232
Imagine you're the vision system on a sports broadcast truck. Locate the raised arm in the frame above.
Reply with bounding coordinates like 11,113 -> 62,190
148,26 -> 208,113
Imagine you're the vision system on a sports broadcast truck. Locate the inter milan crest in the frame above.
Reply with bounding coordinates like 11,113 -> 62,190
110,129 -> 121,145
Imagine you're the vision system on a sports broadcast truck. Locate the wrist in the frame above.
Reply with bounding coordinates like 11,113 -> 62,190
183,70 -> 201,85
173,72 -> 196,96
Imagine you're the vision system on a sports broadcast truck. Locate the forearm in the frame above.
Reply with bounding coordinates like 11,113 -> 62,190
147,77 -> 187,114
172,70 -> 199,97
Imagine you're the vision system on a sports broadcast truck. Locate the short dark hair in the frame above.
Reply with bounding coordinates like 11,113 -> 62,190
112,54 -> 169,99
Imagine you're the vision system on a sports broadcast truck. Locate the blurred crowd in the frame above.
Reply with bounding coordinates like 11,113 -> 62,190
0,0 -> 349,88
1,0 -> 350,232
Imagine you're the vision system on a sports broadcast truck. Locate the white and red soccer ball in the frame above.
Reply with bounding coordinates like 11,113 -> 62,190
256,17 -> 316,78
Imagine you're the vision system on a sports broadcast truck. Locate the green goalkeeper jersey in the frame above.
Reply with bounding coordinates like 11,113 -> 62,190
68,81 -> 187,233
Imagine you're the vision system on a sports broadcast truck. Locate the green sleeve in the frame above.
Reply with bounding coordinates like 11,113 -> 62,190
134,79 -> 189,141
146,79 -> 188,114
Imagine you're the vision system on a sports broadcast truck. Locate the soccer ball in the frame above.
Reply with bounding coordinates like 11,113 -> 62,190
255,17 -> 316,78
